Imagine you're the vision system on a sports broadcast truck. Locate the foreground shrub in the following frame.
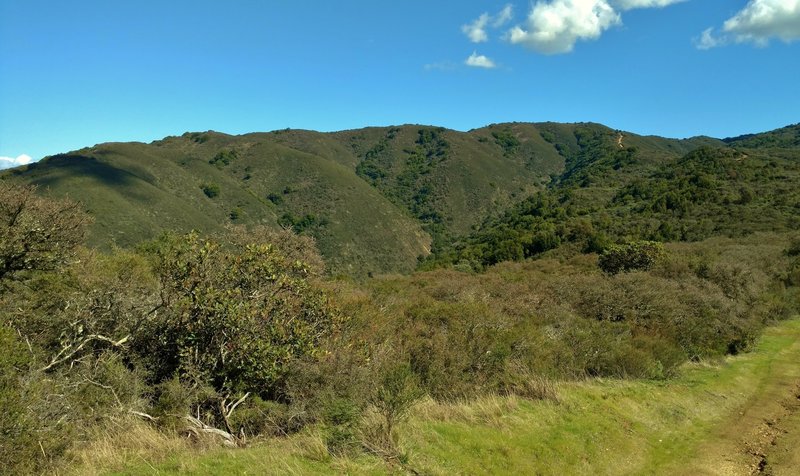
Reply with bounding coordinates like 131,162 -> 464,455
138,231 -> 343,399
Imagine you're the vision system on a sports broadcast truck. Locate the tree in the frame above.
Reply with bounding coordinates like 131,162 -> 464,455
0,182 -> 90,282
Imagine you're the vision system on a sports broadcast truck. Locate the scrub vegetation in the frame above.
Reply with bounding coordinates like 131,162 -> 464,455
1,122 -> 799,474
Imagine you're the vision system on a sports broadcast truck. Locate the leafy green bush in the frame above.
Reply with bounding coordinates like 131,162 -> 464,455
209,149 -> 238,168
137,231 -> 342,397
599,241 -> 666,274
322,397 -> 362,456
0,182 -> 90,281
200,183 -> 220,198
492,128 -> 520,156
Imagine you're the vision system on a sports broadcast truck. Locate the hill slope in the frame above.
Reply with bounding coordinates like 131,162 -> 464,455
3,122 -> 796,275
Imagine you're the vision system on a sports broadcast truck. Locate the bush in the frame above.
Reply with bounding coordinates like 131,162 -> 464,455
136,231 -> 343,397
200,183 -> 220,198
322,397 -> 362,456
361,362 -> 423,456
209,149 -> 238,168
598,241 -> 666,275
0,182 -> 90,281
786,237 -> 800,257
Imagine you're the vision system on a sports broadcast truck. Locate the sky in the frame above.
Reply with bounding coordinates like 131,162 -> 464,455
1,0 -> 799,168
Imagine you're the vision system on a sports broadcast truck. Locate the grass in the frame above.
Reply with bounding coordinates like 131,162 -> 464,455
67,318 -> 800,475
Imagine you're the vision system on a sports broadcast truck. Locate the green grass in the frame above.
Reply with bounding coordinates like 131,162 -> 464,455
73,318 -> 800,475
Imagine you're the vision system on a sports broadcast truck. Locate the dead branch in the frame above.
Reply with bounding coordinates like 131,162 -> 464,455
40,334 -> 129,372
225,392 -> 251,419
183,415 -> 239,448
129,410 -> 157,422
83,378 -> 122,407
219,392 -> 250,440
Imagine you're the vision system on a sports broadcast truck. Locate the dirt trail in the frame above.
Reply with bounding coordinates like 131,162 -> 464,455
679,326 -> 800,476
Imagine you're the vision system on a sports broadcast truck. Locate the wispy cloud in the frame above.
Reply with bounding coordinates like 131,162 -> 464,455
424,61 -> 459,72
0,154 -> 33,170
612,0 -> 686,10
465,52 -> 497,69
462,4 -> 515,43
493,4 -> 514,27
463,13 -> 491,43
695,27 -> 725,50
698,0 -> 800,49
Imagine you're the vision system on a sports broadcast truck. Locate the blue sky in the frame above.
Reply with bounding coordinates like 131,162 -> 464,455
1,0 -> 799,167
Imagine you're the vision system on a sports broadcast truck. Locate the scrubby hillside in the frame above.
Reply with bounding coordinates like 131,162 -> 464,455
2,123 -> 799,475
2,121 -> 733,276
426,124 -> 800,269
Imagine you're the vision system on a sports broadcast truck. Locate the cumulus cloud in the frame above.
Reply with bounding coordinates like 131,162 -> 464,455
698,0 -> 800,49
465,52 -> 497,68
462,4 -> 515,43
507,0 -> 621,54
0,154 -> 33,170
504,0 -> 687,54
611,0 -> 686,10
724,0 -> 800,45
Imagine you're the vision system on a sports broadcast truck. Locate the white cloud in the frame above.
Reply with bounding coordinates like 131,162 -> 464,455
494,5 -> 515,27
462,5 -> 515,43
507,0 -> 621,54
696,0 -> 800,49
0,154 -> 33,170
463,13 -> 491,43
611,0 -> 686,10
465,52 -> 497,68
695,27 -> 725,50
724,0 -> 800,45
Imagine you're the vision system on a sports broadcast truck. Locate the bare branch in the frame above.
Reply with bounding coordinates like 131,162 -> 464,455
225,392 -> 251,419
40,334 -> 129,372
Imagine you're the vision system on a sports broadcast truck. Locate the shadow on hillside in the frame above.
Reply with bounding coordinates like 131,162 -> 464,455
23,154 -> 138,188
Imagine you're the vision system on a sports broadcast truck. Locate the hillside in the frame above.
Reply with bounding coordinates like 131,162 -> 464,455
0,121 -> 744,276
426,124 -> 800,269
3,124 -> 799,476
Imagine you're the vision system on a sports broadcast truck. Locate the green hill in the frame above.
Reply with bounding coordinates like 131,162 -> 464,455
425,123 -> 800,269
3,122 -> 797,276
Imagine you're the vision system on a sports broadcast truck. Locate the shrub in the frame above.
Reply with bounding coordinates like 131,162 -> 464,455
209,149 -> 238,168
786,237 -> 800,257
200,183 -> 220,198
137,231 -> 343,397
322,398 -> 361,456
598,241 -> 666,275
0,182 -> 90,281
371,363 -> 423,441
